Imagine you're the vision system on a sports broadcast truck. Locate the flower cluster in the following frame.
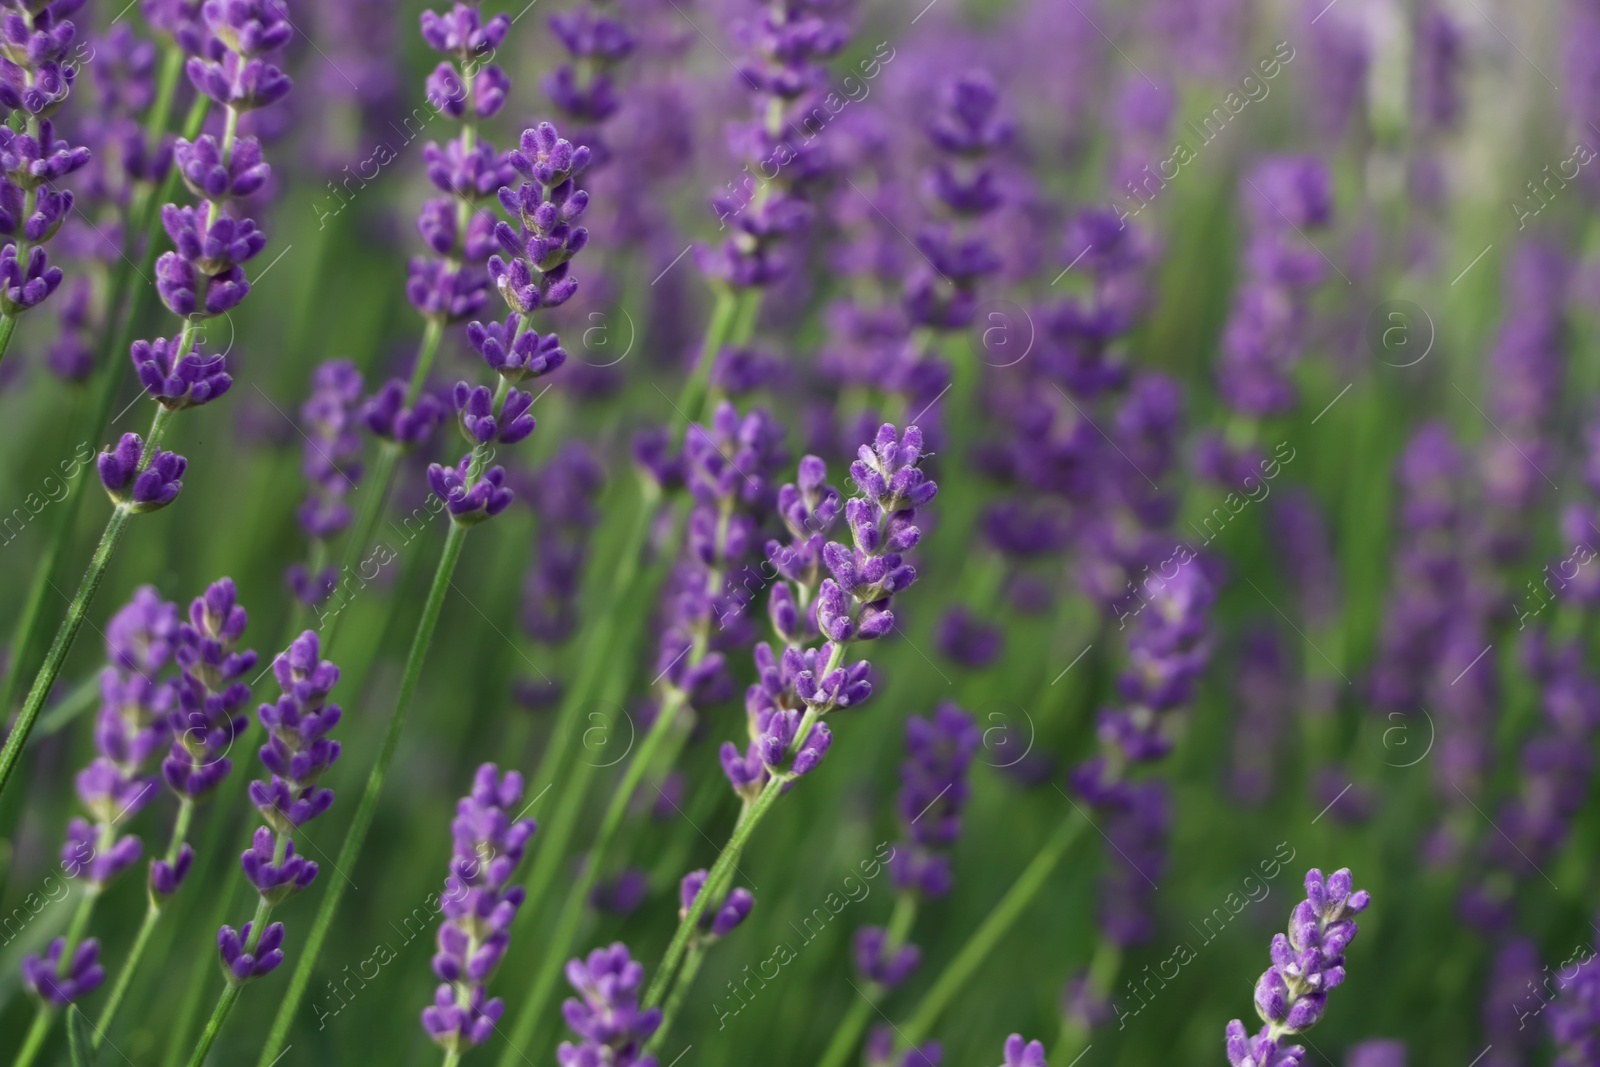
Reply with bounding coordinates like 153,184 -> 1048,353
1224,868 -> 1370,1067
887,704 -> 980,898
19,586 -> 178,1008
1070,559 -> 1215,948
653,401 -> 788,710
700,0 -> 851,287
544,4 -> 635,159
721,424 -> 936,798
907,70 -> 1013,331
1549,934 -> 1600,1067
1213,155 -> 1333,423
422,764 -> 537,1057
217,631 -> 343,984
160,579 -> 257,806
287,360 -> 366,607
557,943 -> 662,1067
426,122 -> 586,526
100,0 -> 295,513
679,869 -> 755,941
0,1 -> 91,319
406,0 -> 512,324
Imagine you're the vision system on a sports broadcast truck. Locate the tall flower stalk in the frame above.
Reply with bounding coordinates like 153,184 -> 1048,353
0,10 -> 209,748
420,764 -> 537,1066
0,0 -> 288,803
497,400 -> 786,1061
318,0 -> 513,651
642,423 -> 937,1035
256,120 -> 586,1067
1223,868 -> 1370,1067
181,631 -> 344,1065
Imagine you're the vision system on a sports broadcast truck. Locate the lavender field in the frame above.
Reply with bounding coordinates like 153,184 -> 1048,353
0,0 -> 1589,1065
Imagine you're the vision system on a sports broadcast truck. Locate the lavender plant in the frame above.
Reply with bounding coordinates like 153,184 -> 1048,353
183,630 -> 343,1064
1225,869 -> 1371,1067
0,0 -> 290,803
421,764 -> 537,1065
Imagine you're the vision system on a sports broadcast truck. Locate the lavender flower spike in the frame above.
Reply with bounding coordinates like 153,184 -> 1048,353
1225,868 -> 1370,1067
216,632 -> 344,985
422,763 -> 537,1057
558,942 -> 662,1067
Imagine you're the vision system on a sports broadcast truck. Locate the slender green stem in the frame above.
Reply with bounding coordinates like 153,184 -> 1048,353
674,289 -> 738,427
0,388 -> 87,724
646,776 -> 784,1008
319,317 -> 442,651
0,505 -> 130,799
497,689 -> 687,1063
184,981 -> 242,1067
896,810 -> 1089,1047
442,1053 -> 461,1067
727,286 -> 762,347
648,940 -> 706,1055
0,64 -> 201,760
94,798 -> 194,1045
0,311 -> 18,374
11,1009 -> 52,1067
256,522 -> 470,1067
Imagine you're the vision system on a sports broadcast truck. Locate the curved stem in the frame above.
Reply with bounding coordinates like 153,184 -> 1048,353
896,809 -> 1089,1048
256,521 -> 470,1067
646,776 -> 784,1008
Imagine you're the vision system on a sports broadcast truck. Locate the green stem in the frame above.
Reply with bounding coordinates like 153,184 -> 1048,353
0,312 -> 18,374
496,689 -> 688,1065
896,809 -> 1089,1047
646,776 -> 784,1008
184,981 -> 243,1067
0,66 -> 202,764
256,521 -> 470,1067
727,286 -> 762,347
94,798 -> 194,1046
674,289 -> 738,427
0,505 -> 131,799
319,317 -> 442,651
11,1010 -> 52,1067
648,940 -> 706,1055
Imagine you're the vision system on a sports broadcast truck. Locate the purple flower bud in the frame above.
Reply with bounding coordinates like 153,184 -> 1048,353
98,432 -> 187,512
131,336 -> 232,409
21,937 -> 104,1007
